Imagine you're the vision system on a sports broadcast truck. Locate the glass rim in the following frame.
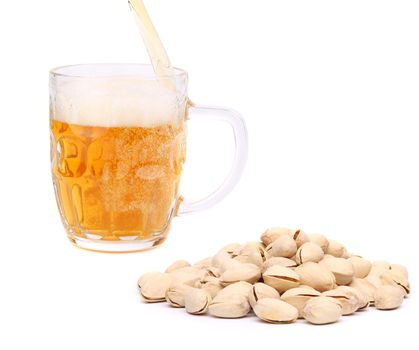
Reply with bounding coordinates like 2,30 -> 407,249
49,63 -> 188,80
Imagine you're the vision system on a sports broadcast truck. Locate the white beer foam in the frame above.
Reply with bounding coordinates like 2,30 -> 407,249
53,77 -> 179,128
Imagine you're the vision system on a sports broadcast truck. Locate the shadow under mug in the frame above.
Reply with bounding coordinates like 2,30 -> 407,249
49,64 -> 248,252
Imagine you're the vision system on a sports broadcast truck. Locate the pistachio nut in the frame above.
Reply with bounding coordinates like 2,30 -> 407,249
296,242 -> 325,264
208,295 -> 250,318
193,257 -> 213,269
372,260 -> 391,270
249,283 -> 280,308
262,265 -> 300,293
342,251 -> 352,259
165,284 -> 193,307
237,241 -> 266,258
295,262 -> 336,292
219,257 -> 243,274
380,270 -> 410,295
260,227 -> 293,246
326,240 -> 347,257
184,288 -> 211,315
219,243 -> 242,256
308,233 -> 330,253
302,296 -> 343,325
319,257 -> 354,285
336,286 -> 369,310
367,261 -> 390,279
280,287 -> 321,318
270,235 -> 298,258
214,281 -> 253,300
291,229 -> 310,248
200,266 -> 221,280
234,252 -> 264,267
374,285 -> 405,310
389,264 -> 408,279
165,260 -> 191,273
349,278 -> 377,305
170,268 -> 202,287
220,263 -> 261,286
137,271 -> 161,289
201,277 -> 223,298
322,288 -> 359,315
366,273 -> 384,289
139,272 -> 173,303
347,256 -> 372,278
211,250 -> 233,268
254,298 -> 299,323
262,257 -> 297,273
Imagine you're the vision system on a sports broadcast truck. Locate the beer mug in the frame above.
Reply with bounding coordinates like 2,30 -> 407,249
50,64 -> 247,252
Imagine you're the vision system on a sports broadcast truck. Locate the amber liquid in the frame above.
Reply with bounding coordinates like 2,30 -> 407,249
51,119 -> 186,240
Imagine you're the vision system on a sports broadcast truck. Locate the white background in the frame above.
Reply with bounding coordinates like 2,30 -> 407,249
0,0 -> 418,349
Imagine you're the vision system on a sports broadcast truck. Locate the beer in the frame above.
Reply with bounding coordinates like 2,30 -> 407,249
51,117 -> 186,240
50,75 -> 187,241
128,0 -> 174,80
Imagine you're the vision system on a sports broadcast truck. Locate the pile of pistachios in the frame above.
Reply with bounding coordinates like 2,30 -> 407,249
137,228 -> 410,324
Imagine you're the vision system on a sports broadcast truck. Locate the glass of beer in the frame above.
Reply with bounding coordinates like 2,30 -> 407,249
50,64 -> 247,252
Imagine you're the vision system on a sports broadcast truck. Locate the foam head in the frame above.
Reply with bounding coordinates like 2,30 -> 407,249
50,64 -> 188,128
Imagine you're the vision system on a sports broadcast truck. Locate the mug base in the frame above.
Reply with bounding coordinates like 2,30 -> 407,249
67,233 -> 168,253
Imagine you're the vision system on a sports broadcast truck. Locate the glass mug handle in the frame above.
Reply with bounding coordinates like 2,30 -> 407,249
177,102 -> 248,216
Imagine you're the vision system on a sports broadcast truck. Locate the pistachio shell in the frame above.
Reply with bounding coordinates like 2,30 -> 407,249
380,270 -> 410,295
219,257 -> 243,273
262,265 -> 300,293
208,295 -> 250,318
374,285 -> 405,310
237,241 -> 266,257
367,261 -> 390,279
326,240 -> 346,257
261,227 -> 293,246
349,278 -> 377,305
211,250 -> 233,268
262,257 -> 297,273
139,272 -> 173,303
200,277 -> 223,298
196,267 -> 220,282
220,263 -> 261,286
165,284 -> 193,307
308,233 -> 330,253
270,235 -> 298,258
336,286 -> 369,310
319,257 -> 354,285
303,296 -> 343,324
193,257 -> 213,269
165,260 -> 191,273
372,260 -> 391,270
322,288 -> 359,315
170,269 -> 202,287
389,264 -> 408,279
214,281 -> 253,300
281,287 -> 321,318
184,288 -> 211,315
137,271 -> 161,289
291,229 -> 310,248
254,298 -> 299,323
347,256 -> 372,278
233,252 -> 264,267
296,242 -> 325,264
249,283 -> 280,308
366,273 -> 384,289
219,243 -> 242,255
295,262 -> 336,292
